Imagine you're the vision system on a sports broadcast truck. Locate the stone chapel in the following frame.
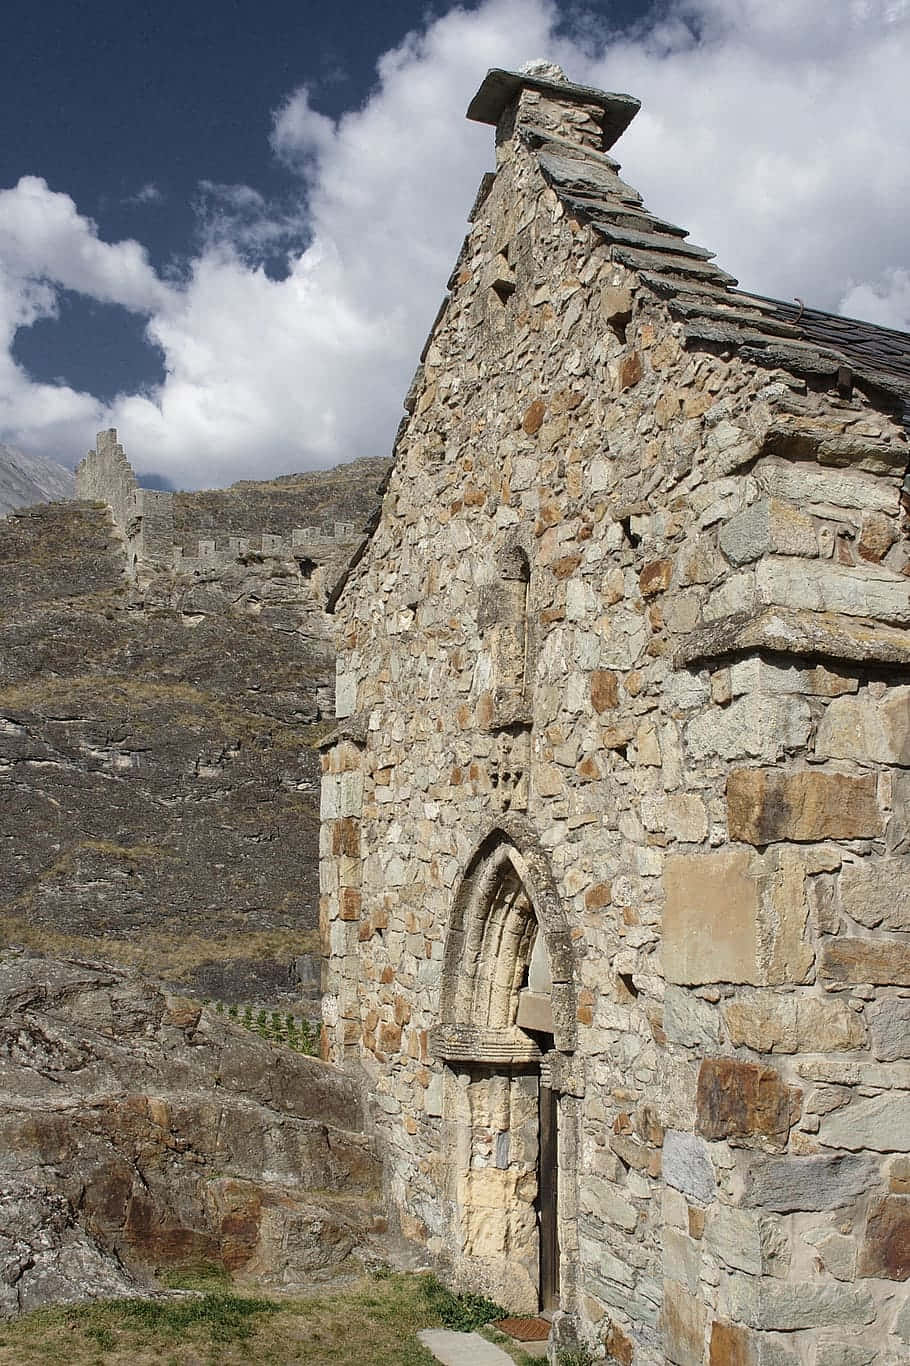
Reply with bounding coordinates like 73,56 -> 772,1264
319,66 -> 910,1364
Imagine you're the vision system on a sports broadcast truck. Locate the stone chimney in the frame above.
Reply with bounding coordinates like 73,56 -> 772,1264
467,63 -> 639,158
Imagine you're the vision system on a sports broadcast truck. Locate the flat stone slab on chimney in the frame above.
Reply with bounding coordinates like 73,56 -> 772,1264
417,1329 -> 517,1365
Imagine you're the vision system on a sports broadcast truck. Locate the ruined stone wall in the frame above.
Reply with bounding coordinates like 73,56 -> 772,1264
75,431 -> 177,570
322,85 -> 910,1365
75,428 -> 141,544
172,458 -> 388,540
41,437 -> 386,1007
76,431 -> 386,578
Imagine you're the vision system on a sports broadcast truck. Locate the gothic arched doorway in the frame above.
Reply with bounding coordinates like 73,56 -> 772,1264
432,826 -> 577,1315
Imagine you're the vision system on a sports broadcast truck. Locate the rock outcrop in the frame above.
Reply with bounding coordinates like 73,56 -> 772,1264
0,953 -> 382,1314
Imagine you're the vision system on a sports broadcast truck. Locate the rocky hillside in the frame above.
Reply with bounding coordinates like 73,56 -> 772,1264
0,954 -> 382,1315
0,458 -> 387,1007
0,442 -> 74,517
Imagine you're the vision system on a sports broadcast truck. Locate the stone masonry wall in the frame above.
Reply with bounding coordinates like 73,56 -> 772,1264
322,78 -> 910,1365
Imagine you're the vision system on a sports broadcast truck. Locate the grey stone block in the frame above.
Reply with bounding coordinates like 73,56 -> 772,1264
820,1092 -> 910,1153
895,1291 -> 910,1343
662,1130 -> 716,1205
743,1154 -> 878,1212
723,1274 -> 875,1330
814,1345 -> 876,1366
869,998 -> 910,1061
663,987 -> 721,1048
704,1204 -> 763,1274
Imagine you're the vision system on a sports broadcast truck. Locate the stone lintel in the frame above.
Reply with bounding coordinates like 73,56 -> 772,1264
466,68 -> 639,148
676,608 -> 910,671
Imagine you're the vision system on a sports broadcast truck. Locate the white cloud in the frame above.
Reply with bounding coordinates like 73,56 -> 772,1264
840,268 -> 910,332
193,180 -> 309,257
0,177 -> 166,312
128,183 -> 164,206
0,177 -> 163,457
0,0 -> 908,487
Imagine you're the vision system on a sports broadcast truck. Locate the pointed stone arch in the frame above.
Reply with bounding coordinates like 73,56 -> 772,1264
432,817 -> 580,1314
434,816 -> 577,1064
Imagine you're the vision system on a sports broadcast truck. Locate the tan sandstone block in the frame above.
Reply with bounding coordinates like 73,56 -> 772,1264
858,1195 -> 910,1280
858,510 -> 898,563
724,995 -> 799,1053
338,887 -> 362,921
640,558 -> 673,597
601,285 -> 633,327
603,1321 -> 634,1364
331,817 -> 360,858
728,768 -> 882,844
762,847 -> 814,985
664,850 -> 760,986
708,1320 -> 756,1366
591,668 -> 619,712
585,882 -> 612,910
666,847 -> 813,987
619,351 -> 642,389
796,997 -> 866,1051
725,990 -> 864,1054
661,1280 -> 707,1366
535,763 -> 565,797
522,399 -> 546,434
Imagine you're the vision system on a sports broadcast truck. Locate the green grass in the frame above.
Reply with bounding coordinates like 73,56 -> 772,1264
94,1290 -> 280,1344
0,1271 -> 511,1366
418,1275 -> 505,1331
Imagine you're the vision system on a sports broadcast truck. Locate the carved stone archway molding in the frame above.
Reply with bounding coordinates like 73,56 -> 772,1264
431,814 -> 578,1064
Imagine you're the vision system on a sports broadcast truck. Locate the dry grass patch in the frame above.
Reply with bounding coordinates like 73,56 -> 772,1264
0,923 -> 322,981
0,1272 -> 449,1366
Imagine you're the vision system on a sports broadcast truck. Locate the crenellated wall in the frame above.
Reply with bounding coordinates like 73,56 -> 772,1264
76,430 -> 364,578
13,435 -> 388,1012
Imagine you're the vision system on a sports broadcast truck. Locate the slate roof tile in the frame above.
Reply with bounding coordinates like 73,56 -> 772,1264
531,126 -> 910,400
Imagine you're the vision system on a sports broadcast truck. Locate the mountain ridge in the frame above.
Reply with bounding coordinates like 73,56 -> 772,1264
0,442 -> 75,517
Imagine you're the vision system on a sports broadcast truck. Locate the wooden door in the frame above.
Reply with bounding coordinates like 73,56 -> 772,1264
538,1081 -> 559,1311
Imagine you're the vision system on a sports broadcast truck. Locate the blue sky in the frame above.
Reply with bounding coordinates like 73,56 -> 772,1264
1,1 -> 908,487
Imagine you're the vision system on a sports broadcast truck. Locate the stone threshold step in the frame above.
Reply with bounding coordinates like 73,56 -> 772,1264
417,1328 -> 518,1364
